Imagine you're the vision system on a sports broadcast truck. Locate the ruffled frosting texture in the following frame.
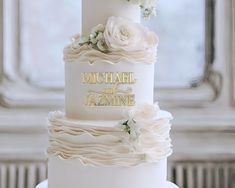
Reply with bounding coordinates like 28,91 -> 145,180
63,16 -> 158,64
64,44 -> 157,64
47,104 -> 173,167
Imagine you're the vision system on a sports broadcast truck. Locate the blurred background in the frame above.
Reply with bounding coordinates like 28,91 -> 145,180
0,0 -> 234,187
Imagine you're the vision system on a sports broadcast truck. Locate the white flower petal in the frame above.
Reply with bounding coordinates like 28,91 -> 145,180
104,16 -> 158,52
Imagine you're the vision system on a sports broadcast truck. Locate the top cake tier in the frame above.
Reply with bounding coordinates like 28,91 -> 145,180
64,0 -> 158,120
82,0 -> 141,35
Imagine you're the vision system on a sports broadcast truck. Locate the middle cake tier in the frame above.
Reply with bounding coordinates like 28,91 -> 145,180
65,61 -> 155,120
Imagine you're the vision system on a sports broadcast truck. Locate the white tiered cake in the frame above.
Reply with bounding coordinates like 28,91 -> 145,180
37,0 -> 178,188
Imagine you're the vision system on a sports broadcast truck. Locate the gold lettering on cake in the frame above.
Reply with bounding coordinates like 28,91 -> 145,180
82,72 -> 136,107
86,94 -> 135,106
81,72 -> 136,84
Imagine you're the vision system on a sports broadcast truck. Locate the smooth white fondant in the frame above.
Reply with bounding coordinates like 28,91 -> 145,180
47,109 -> 172,166
37,180 -> 179,188
82,0 -> 141,35
65,61 -> 155,120
48,156 -> 168,188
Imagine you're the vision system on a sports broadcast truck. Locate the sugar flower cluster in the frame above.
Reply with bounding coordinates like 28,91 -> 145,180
126,0 -> 157,18
120,103 -> 161,141
76,16 -> 158,53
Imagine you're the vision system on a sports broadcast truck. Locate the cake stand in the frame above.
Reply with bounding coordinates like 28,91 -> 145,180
36,180 -> 179,188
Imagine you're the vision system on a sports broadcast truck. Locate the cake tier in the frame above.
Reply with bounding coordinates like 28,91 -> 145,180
82,0 -> 141,35
48,108 -> 172,166
48,157 -> 167,188
47,104 -> 173,188
37,180 -> 179,188
65,61 -> 155,120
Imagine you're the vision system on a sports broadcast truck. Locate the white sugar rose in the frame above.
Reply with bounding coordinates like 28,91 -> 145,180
128,103 -> 160,122
103,17 -> 158,52
91,24 -> 105,34
97,38 -> 109,52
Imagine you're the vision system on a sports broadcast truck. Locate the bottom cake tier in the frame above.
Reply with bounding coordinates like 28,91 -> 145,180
46,104 -> 176,188
48,156 -> 170,188
37,180 -> 179,188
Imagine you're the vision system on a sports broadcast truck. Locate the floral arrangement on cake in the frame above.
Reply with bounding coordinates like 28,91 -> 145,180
76,16 -> 158,53
48,103 -> 173,166
126,0 -> 157,18
120,103 -> 161,141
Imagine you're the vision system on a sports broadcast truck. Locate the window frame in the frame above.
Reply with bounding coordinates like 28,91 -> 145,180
0,0 -> 3,82
232,0 -> 235,106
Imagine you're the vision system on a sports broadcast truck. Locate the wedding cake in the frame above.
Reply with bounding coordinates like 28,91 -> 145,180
37,0 -> 178,187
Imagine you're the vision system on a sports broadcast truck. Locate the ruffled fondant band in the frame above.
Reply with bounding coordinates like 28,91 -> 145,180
47,108 -> 172,167
64,44 -> 157,64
